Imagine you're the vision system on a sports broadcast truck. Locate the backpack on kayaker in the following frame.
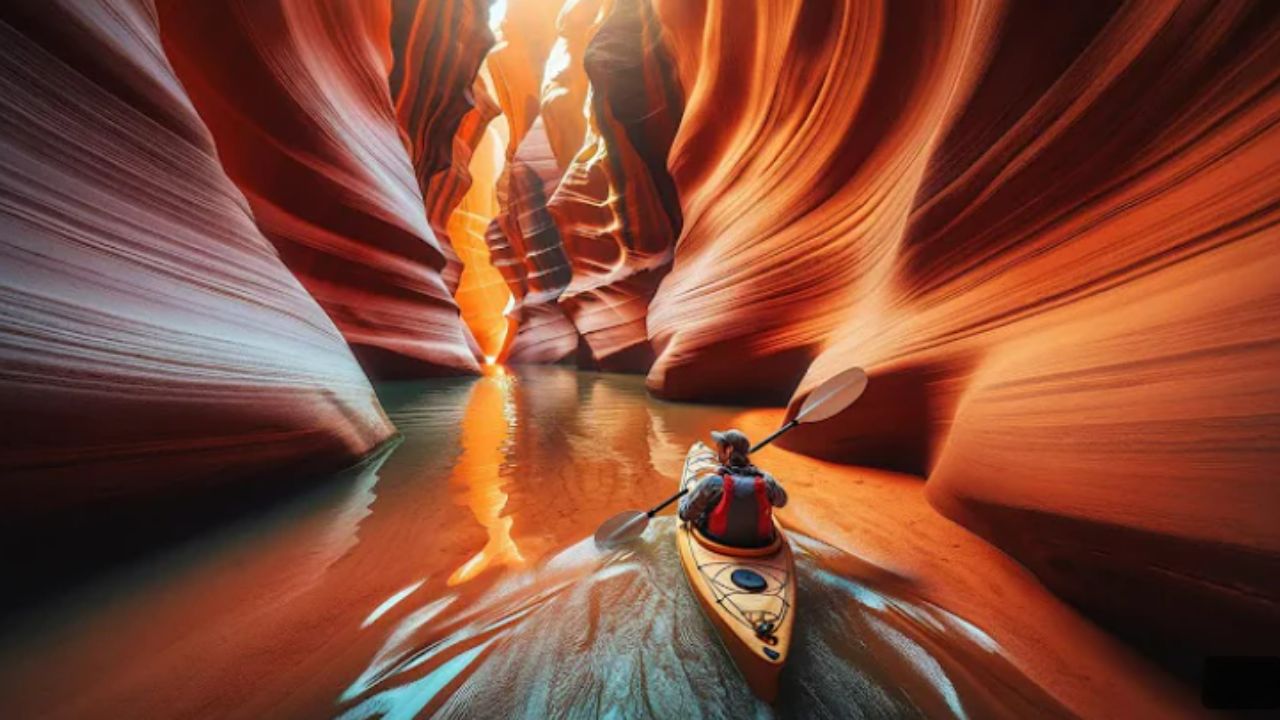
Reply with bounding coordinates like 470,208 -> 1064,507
703,467 -> 776,548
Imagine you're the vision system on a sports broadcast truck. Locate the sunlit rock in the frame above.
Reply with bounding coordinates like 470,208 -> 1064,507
0,0 -> 393,506
647,0 -> 1280,654
549,0 -> 683,372
448,73 -> 516,361
646,0 -> 991,401
485,0 -> 579,363
157,0 -> 481,378
389,0 -> 496,294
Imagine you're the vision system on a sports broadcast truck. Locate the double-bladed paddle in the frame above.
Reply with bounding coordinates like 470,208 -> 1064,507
593,366 -> 869,548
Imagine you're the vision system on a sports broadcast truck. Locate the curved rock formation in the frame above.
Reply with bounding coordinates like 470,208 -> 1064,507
448,74 -> 515,362
389,0 -> 495,293
649,0 -> 1280,657
647,0 -> 997,402
156,0 -> 480,378
549,0 -> 683,372
485,0 -> 579,364
497,118 -> 579,363
0,0 -> 393,507
540,0 -> 597,169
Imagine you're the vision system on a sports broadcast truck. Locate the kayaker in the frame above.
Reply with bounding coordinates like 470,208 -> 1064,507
678,429 -> 787,548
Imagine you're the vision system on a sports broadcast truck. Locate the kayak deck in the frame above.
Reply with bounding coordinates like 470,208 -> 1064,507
676,442 -> 795,703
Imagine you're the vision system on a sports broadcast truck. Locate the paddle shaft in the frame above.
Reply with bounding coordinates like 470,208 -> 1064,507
750,419 -> 798,454
644,418 -> 802,518
645,488 -> 688,517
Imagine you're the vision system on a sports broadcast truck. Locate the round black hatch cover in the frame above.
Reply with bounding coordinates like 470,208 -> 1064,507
730,569 -> 767,592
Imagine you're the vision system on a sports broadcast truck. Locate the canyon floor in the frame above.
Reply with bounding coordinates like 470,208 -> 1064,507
0,367 -> 1204,719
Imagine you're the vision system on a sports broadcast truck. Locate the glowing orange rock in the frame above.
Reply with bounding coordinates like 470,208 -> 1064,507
551,0 -> 683,371
649,0 -> 1280,654
485,0 -> 580,364
157,0 -> 481,378
448,73 -> 516,362
647,0 -> 996,401
390,0 -> 496,294
539,0 -> 598,168
0,0 -> 393,506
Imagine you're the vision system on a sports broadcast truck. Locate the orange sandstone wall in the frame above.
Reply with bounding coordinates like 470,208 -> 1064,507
485,0 -> 580,364
652,0 -> 1280,655
474,0 -> 684,370
157,0 -> 481,379
449,72 -> 516,361
389,0 -> 495,294
0,0 -> 394,505
550,0 -> 683,372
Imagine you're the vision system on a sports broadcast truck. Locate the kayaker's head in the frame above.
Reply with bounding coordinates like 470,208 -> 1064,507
711,429 -> 751,469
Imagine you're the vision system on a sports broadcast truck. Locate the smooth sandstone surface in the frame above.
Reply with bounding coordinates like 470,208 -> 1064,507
551,0 -> 683,372
446,71 -> 516,362
157,0 -> 481,378
0,0 -> 394,506
390,0 -> 495,294
649,0 -> 1280,656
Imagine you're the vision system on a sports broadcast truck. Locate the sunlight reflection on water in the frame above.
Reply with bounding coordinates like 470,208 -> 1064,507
338,516 -> 1068,719
0,367 -> 1073,720
447,367 -> 525,586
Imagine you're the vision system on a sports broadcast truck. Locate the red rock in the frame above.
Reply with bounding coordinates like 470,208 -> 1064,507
549,0 -> 683,372
157,0 -> 481,378
648,0 -> 1280,655
0,0 -> 393,508
485,0 -> 579,364
389,0 -> 496,294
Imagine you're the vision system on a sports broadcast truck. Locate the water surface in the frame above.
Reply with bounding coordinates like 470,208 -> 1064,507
0,367 -> 1069,719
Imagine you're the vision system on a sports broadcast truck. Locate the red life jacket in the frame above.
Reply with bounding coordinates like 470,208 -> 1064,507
706,472 -> 774,545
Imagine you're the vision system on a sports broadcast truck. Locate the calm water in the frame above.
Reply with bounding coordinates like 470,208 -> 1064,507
0,367 -> 1067,719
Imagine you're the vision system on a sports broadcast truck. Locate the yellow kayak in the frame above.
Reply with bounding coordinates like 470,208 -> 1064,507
676,441 -> 796,703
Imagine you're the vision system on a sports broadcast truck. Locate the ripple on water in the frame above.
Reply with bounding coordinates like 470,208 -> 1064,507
336,519 -> 1071,720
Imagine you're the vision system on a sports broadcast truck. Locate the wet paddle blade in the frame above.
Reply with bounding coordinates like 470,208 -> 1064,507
594,510 -> 649,548
795,367 -> 868,423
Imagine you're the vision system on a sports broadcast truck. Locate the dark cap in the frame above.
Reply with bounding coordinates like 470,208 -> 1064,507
711,429 -> 751,455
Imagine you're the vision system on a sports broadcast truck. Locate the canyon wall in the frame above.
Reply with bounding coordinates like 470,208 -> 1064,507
482,0 -> 684,369
650,0 -> 1280,656
446,76 -> 516,362
2,0 -> 1276,667
0,0 -> 394,508
485,0 -> 579,364
156,0 -> 481,378
550,0 -> 683,371
389,0 -> 495,294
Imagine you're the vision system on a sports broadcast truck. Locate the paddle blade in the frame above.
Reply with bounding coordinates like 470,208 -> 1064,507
593,510 -> 649,548
795,367 -> 868,423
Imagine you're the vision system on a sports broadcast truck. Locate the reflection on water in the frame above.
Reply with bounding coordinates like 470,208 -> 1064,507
0,367 -> 1069,720
337,519 -> 1068,720
335,368 -> 1068,719
447,367 -> 524,586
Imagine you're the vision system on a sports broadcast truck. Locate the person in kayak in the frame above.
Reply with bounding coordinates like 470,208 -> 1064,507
678,429 -> 788,548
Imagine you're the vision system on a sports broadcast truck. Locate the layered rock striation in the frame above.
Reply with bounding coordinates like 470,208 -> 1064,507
0,0 -> 394,509
484,0 -> 579,364
550,0 -> 683,372
389,0 -> 496,294
650,0 -> 1280,656
157,0 -> 481,378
